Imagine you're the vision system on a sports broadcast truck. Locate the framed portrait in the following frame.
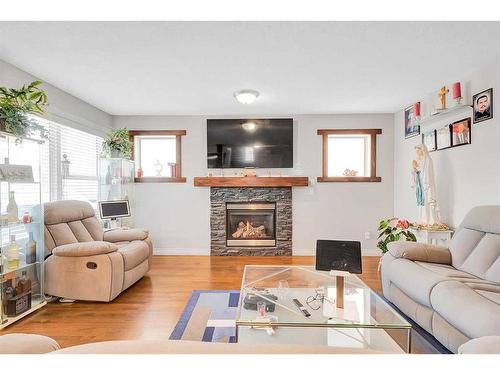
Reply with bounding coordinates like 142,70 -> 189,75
404,105 -> 420,139
436,124 -> 451,150
473,88 -> 493,123
422,130 -> 436,152
451,118 -> 471,147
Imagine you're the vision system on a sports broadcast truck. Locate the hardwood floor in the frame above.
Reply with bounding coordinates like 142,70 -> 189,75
2,256 -> 384,349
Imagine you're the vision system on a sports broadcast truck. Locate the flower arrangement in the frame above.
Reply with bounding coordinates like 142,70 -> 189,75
102,128 -> 132,159
377,217 -> 416,254
0,81 -> 49,142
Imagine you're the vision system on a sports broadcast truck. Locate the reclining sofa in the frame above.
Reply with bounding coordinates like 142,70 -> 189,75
381,205 -> 500,353
44,200 -> 153,301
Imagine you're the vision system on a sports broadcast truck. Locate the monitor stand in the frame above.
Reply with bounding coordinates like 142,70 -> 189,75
109,218 -> 120,229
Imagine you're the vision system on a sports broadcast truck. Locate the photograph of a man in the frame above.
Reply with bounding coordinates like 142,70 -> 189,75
473,88 -> 493,123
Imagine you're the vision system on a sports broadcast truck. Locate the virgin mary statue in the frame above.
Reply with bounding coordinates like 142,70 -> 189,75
411,144 -> 440,225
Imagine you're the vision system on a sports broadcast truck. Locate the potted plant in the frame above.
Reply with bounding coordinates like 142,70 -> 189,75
102,128 -> 132,159
377,217 -> 417,254
0,81 -> 48,142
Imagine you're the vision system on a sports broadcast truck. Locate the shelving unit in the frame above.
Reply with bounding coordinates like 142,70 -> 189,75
98,158 -> 135,227
0,132 -> 46,329
420,104 -> 473,129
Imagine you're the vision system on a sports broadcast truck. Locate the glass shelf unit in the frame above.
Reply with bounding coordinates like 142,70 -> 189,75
0,132 -> 46,329
98,158 -> 135,228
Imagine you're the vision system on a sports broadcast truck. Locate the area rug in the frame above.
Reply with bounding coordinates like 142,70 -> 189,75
169,290 -> 239,343
169,290 -> 451,353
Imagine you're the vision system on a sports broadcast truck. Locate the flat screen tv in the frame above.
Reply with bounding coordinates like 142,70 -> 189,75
207,118 -> 293,168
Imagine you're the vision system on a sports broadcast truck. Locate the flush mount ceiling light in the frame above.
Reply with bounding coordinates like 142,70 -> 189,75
234,89 -> 260,104
242,121 -> 257,132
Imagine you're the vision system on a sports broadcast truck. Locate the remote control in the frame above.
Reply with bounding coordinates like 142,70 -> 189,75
292,298 -> 311,317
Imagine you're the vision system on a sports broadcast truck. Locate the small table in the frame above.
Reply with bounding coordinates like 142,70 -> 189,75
413,229 -> 453,246
236,265 -> 412,353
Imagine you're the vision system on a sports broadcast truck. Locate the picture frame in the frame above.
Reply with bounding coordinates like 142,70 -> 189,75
0,164 -> 34,183
451,118 -> 471,147
436,124 -> 452,150
404,105 -> 420,139
473,88 -> 493,124
422,130 -> 437,152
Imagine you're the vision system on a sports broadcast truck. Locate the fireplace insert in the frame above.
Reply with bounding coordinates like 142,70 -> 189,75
226,202 -> 276,247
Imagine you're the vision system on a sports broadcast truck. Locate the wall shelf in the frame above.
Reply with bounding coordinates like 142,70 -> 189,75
193,176 -> 309,187
420,104 -> 472,128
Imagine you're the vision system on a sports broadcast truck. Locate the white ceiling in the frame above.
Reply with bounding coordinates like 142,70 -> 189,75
1,22 -> 500,116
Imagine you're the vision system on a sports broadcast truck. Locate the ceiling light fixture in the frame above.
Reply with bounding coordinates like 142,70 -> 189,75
234,89 -> 260,104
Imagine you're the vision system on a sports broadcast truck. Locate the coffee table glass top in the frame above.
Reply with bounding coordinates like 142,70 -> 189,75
236,265 -> 411,329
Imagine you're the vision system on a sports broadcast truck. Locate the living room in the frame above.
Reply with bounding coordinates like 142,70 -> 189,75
0,1 -> 499,372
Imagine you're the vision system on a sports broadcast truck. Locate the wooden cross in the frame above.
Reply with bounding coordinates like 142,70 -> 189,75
439,86 -> 449,110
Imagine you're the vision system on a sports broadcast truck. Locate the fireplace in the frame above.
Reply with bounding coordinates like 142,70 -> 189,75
226,202 -> 276,247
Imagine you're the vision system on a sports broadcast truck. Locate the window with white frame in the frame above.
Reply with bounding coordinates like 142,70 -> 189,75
31,116 -> 103,206
317,129 -> 382,182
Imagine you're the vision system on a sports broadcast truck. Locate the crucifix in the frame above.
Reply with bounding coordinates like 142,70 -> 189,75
439,86 -> 449,110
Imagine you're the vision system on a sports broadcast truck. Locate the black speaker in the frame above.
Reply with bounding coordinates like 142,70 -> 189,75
315,240 -> 362,274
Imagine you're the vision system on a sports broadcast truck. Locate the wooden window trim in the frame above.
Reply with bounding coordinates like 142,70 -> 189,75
317,128 -> 382,183
129,130 -> 187,183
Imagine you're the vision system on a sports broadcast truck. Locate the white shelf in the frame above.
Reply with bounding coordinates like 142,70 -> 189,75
420,104 -> 472,128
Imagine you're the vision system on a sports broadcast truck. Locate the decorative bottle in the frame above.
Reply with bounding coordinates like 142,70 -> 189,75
26,232 -> 37,264
18,271 -> 32,294
7,235 -> 20,270
6,191 -> 18,223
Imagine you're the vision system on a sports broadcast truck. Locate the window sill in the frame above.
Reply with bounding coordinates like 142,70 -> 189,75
317,177 -> 382,183
134,177 -> 187,183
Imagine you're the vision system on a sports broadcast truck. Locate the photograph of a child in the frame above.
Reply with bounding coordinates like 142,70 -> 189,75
473,88 -> 493,123
404,105 -> 420,138
451,118 -> 471,146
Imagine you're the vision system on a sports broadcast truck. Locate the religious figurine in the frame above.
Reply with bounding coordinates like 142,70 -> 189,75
411,144 -> 440,226
438,86 -> 449,110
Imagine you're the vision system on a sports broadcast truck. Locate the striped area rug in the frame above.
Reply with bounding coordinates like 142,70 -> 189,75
169,290 -> 239,343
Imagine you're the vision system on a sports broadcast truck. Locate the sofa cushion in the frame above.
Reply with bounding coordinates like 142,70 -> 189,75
430,280 -> 500,339
459,233 -> 500,284
449,228 -> 485,269
385,258 -> 449,307
0,334 -> 60,354
117,241 -> 150,270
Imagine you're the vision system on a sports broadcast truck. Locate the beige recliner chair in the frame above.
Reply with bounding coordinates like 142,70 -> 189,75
44,200 -> 153,302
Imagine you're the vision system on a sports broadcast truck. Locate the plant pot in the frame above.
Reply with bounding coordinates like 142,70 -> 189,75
110,150 -> 124,158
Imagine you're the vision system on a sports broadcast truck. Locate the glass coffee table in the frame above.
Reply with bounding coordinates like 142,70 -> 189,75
236,265 -> 412,353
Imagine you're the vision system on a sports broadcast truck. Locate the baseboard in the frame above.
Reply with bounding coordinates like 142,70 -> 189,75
153,248 -> 210,256
153,248 -> 382,256
292,248 -> 381,256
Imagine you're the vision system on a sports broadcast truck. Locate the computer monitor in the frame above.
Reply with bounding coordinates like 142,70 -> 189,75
315,240 -> 362,274
99,200 -> 130,220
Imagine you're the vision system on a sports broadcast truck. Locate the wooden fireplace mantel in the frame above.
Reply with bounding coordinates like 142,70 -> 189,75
193,176 -> 309,187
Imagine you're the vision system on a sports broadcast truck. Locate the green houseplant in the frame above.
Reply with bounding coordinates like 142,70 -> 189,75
102,128 -> 132,159
377,217 -> 416,254
0,81 -> 48,142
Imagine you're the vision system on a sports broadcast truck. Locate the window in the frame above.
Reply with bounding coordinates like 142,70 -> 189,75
129,130 -> 186,183
317,129 -> 382,182
31,116 -> 103,206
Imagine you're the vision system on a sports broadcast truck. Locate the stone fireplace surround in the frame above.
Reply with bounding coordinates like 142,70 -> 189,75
210,187 -> 292,256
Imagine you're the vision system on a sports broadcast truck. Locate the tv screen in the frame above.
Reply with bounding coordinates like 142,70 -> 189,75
207,118 -> 293,168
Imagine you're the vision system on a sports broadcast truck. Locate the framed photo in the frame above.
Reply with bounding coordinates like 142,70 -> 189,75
0,164 -> 34,183
436,124 -> 451,150
473,88 -> 493,123
404,105 -> 420,139
451,118 -> 471,147
422,130 -> 436,152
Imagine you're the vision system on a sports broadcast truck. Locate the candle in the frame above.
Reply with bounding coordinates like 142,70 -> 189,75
452,82 -> 462,99
414,102 -> 421,117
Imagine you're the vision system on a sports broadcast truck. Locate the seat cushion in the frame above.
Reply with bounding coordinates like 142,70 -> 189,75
430,280 -> 500,339
117,241 -> 150,270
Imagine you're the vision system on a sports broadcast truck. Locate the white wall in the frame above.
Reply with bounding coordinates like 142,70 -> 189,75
0,60 -> 112,136
114,114 -> 394,255
394,60 -> 500,227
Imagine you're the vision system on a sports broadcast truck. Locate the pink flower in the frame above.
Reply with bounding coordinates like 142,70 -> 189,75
396,219 -> 410,229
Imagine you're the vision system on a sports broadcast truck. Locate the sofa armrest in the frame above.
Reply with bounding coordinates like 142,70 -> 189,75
0,334 -> 60,354
458,336 -> 500,354
52,241 -> 118,257
103,228 -> 149,243
386,241 -> 452,264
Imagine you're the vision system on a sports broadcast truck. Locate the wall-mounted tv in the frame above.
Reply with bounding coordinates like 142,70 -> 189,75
207,118 -> 293,168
